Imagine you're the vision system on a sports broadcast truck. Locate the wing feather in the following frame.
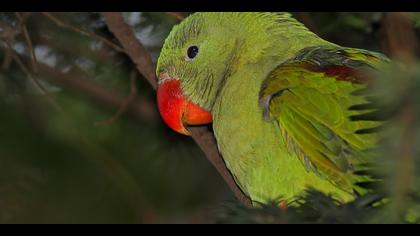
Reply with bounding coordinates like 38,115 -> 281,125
259,46 -> 389,194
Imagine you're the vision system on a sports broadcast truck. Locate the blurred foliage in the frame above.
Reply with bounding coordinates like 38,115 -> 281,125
215,191 -> 383,224
0,12 -> 420,223
408,13 -> 420,28
0,12 -> 229,223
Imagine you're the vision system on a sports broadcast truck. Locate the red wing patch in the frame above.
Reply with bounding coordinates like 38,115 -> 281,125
304,64 -> 370,84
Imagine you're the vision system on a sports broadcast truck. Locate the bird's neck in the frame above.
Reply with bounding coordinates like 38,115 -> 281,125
230,14 -> 329,68
211,19 -> 331,129
210,13 -> 333,114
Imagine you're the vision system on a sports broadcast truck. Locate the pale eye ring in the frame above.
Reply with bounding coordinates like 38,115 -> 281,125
186,45 -> 199,60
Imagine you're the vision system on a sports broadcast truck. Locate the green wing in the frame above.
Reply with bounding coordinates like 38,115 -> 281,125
259,46 -> 390,195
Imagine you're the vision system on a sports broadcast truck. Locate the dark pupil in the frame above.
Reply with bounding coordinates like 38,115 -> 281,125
187,46 -> 199,59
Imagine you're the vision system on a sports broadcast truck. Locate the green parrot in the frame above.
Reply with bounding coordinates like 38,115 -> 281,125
156,12 -> 389,206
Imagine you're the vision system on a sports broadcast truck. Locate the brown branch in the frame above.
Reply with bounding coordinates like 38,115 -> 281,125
101,12 -> 158,90
8,48 -> 158,122
95,69 -> 138,126
36,32 -> 115,67
101,12 -> 251,207
15,12 -> 38,73
0,17 -> 61,111
4,41 -> 62,111
382,12 -> 419,64
295,12 -> 319,35
1,42 -> 159,222
1,46 -> 13,69
166,12 -> 187,21
188,126 -> 252,206
41,12 -> 125,53
395,104 -> 416,210
381,12 -> 419,212
43,66 -> 157,122
0,21 -> 18,70
0,21 -> 19,40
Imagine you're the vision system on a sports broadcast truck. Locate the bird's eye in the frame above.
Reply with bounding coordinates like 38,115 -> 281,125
186,45 -> 199,60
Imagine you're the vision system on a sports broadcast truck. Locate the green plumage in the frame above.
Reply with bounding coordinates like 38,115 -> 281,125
260,46 -> 388,198
157,12 -> 390,205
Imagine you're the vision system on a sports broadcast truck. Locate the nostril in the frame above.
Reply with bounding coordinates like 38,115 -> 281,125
158,72 -> 172,85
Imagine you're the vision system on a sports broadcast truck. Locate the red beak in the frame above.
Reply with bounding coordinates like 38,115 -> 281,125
157,77 -> 212,136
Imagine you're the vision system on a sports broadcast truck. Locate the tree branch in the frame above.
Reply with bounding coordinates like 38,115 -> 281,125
382,12 -> 419,63
4,42 -> 62,111
101,12 -> 252,207
15,12 -> 38,73
37,62 -> 158,122
0,45 -> 158,122
95,69 -> 139,126
295,12 -> 319,35
166,12 -> 187,21
6,14 -> 60,111
101,12 -> 157,90
0,20 -> 18,69
381,12 -> 419,213
188,126 -> 252,206
41,12 -> 125,53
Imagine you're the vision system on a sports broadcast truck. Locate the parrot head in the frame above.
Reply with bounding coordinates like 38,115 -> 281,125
157,13 -> 240,135
156,12 -> 315,135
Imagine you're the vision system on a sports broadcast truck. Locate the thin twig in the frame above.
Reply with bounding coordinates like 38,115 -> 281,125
295,12 -> 319,35
1,46 -> 13,69
4,42 -> 62,111
166,12 -> 187,21
0,21 -> 18,70
0,42 -> 159,221
1,17 -> 61,111
382,12 -> 419,63
101,12 -> 252,207
41,12 -> 125,53
395,104 -> 416,210
101,12 -> 158,90
381,12 -> 419,214
0,45 -> 158,122
95,69 -> 138,126
36,32 -> 115,67
15,12 -> 38,73
189,126 -> 252,206
0,21 -> 19,40
1,41 -> 13,70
